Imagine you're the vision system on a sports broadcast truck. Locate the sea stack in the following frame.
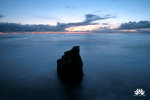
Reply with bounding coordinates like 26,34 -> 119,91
57,46 -> 83,79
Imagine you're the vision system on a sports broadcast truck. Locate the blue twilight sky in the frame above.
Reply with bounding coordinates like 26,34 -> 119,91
0,0 -> 150,25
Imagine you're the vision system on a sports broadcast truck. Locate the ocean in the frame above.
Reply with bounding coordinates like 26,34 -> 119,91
0,33 -> 150,100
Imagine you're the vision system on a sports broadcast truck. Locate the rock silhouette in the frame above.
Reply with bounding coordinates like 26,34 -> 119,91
57,46 -> 83,80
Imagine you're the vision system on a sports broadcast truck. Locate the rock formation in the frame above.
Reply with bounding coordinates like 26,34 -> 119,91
57,46 -> 83,80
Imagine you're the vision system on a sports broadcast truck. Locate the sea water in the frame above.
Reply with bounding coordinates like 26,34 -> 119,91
0,33 -> 150,100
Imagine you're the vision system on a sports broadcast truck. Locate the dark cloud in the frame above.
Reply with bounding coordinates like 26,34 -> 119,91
85,14 -> 115,23
0,15 -> 4,18
102,23 -> 109,25
96,10 -> 102,13
65,6 -> 77,9
0,23 -> 64,32
118,21 -> 150,29
0,14 -> 115,32
92,20 -> 150,34
110,0 -> 118,2
57,14 -> 115,28
85,14 -> 101,22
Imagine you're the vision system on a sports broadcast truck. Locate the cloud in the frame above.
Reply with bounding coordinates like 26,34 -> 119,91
65,6 -> 77,9
85,14 -> 115,23
57,14 -> 115,28
0,15 -> 4,18
118,21 -> 150,29
92,20 -> 150,34
102,23 -> 109,25
0,14 -> 115,32
96,10 -> 102,13
0,23 -> 61,32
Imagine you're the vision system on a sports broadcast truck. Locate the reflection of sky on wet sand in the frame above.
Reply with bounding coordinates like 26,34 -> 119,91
0,33 -> 150,100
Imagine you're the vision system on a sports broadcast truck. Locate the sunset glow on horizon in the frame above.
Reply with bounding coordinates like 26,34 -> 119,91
0,0 -> 150,34
65,25 -> 100,32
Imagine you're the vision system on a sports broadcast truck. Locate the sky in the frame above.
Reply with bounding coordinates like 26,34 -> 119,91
0,0 -> 150,33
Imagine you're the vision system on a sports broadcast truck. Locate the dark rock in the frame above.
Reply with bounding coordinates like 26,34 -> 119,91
57,46 -> 83,80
